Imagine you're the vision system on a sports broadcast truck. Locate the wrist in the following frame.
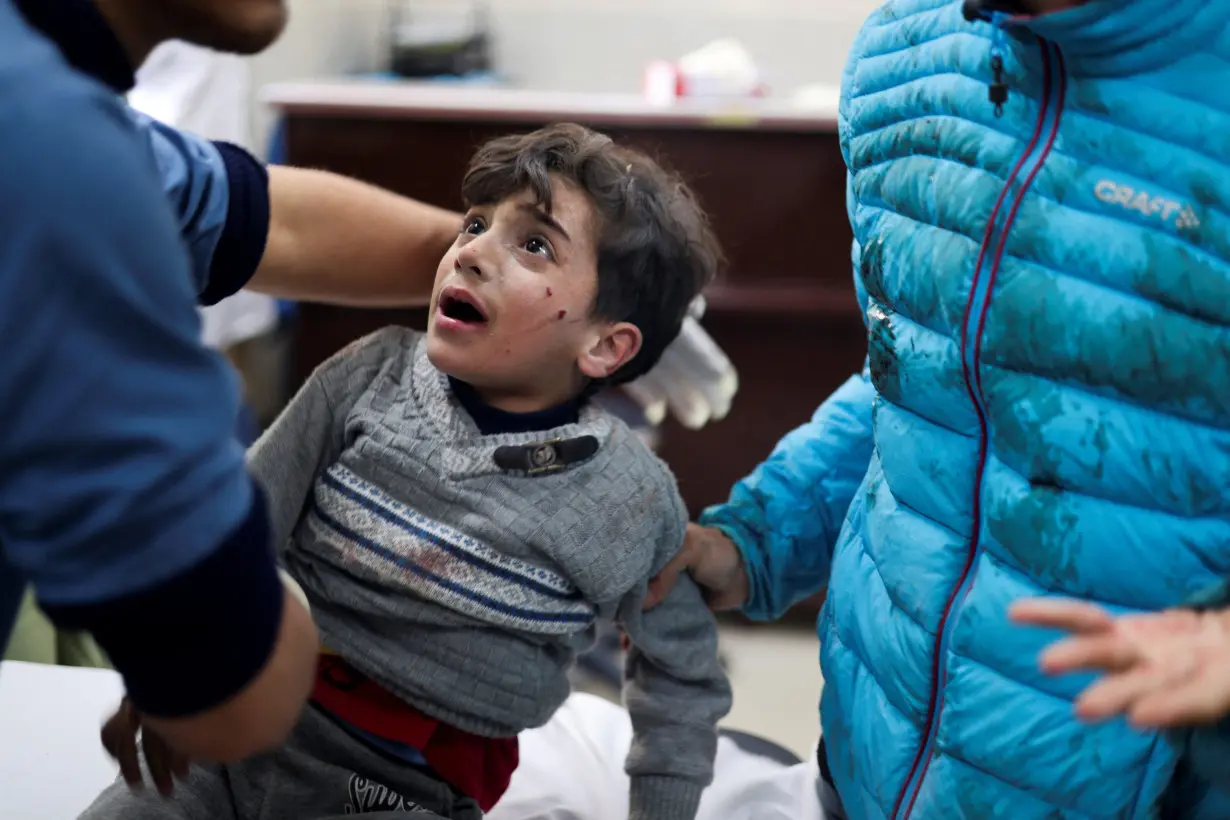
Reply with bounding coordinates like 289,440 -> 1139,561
708,526 -> 747,581
724,535 -> 751,607
695,523 -> 750,610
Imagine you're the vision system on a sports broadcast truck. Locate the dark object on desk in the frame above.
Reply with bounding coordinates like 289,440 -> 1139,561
387,1 -> 491,78
267,84 -> 862,618
389,31 -> 490,78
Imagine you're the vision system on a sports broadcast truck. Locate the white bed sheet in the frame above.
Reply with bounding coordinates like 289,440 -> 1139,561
0,661 -> 123,819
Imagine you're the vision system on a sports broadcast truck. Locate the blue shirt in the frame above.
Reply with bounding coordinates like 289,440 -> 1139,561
0,0 -> 281,718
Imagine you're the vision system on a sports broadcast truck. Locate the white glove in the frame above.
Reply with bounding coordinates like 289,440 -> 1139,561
621,297 -> 739,430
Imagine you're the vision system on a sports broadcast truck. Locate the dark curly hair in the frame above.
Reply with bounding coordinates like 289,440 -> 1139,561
461,123 -> 723,386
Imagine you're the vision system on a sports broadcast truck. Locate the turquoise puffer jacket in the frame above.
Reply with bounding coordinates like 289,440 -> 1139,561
702,1 -> 1230,817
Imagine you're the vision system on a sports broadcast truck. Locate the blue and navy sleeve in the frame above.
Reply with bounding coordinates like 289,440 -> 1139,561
0,74 -> 283,718
126,108 -> 270,305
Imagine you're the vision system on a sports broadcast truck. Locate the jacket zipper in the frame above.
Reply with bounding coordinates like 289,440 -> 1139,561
888,17 -> 1068,820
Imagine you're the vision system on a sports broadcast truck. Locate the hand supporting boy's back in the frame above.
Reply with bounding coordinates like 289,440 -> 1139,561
101,700 -> 191,798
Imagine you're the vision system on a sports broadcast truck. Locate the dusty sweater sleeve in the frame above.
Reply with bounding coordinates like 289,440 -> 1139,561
246,328 -> 404,552
617,483 -> 733,820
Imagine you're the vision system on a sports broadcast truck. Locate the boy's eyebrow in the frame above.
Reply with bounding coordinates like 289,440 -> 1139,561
517,204 -> 571,242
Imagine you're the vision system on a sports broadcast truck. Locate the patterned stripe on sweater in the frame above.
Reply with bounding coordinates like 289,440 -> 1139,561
307,464 -> 596,634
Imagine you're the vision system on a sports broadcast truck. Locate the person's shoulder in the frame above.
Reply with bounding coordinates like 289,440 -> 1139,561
842,0 -> 955,78
0,27 -> 201,318
852,0 -> 954,38
0,7 -> 134,159
542,412 -> 686,590
841,0 -> 952,154
349,326 -> 424,358
0,1 -> 79,94
601,415 -> 667,474
596,416 -> 688,537
556,409 -> 673,500
314,326 -> 422,398
322,326 -> 422,367
0,36 -> 157,231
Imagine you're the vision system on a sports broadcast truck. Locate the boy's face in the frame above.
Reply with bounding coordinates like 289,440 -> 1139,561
426,179 -> 641,412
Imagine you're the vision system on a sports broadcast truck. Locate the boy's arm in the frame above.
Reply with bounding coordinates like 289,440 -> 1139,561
247,330 -> 401,552
617,491 -> 733,820
698,369 -> 875,621
244,372 -> 334,556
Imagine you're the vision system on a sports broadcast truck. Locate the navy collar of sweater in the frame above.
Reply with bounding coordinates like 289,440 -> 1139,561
15,0 -> 136,93
448,378 -> 581,436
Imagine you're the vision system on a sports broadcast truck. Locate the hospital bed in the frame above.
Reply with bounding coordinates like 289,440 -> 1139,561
0,661 -> 123,818
0,661 -> 831,820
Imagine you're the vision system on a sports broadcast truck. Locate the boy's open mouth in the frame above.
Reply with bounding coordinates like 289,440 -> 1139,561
438,288 -> 488,325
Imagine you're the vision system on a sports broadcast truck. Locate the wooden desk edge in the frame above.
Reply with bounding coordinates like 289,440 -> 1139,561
261,82 -> 840,134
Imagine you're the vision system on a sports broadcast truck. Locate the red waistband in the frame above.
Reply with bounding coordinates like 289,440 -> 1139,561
312,653 -> 518,812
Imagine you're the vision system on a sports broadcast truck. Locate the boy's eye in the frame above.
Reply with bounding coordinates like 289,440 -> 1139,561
462,216 -> 485,235
525,236 -> 553,259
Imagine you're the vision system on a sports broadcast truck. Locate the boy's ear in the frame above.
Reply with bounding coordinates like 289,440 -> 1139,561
578,322 -> 642,381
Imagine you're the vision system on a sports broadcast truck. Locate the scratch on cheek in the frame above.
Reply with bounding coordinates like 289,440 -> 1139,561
526,314 -> 558,333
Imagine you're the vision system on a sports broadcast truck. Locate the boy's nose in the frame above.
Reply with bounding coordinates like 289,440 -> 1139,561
455,242 -> 487,279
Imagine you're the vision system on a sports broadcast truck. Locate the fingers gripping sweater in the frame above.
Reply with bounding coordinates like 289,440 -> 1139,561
246,327 -> 731,820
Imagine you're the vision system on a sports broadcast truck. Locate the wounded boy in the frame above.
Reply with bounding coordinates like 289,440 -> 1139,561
80,123 -> 731,820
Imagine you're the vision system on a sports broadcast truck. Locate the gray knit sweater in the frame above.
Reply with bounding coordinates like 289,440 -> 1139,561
247,327 -> 731,820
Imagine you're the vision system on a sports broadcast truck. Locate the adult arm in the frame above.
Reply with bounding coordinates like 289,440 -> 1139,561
254,166 -> 460,306
0,81 -> 316,762
129,109 -> 459,308
698,371 -> 875,621
136,113 -> 749,433
652,58 -> 881,615
708,61 -> 882,616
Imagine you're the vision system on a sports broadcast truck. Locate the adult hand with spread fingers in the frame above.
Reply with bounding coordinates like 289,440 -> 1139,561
1012,598 -> 1230,729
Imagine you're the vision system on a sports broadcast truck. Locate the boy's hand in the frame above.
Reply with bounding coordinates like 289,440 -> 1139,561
645,523 -> 748,611
101,699 -> 191,796
1011,598 -> 1230,729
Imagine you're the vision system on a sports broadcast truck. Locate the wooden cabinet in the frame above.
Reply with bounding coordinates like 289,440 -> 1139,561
266,82 -> 866,614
